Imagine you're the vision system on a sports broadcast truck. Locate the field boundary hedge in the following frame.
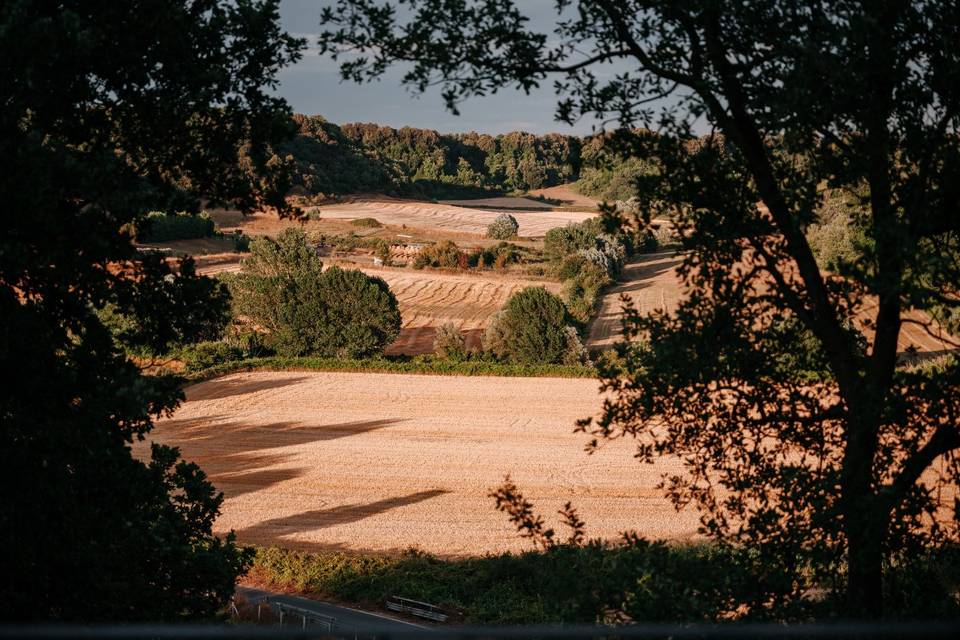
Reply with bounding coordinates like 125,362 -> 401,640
184,355 -> 596,383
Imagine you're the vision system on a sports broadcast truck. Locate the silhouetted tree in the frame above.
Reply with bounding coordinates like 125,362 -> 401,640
0,0 -> 301,621
318,0 -> 960,616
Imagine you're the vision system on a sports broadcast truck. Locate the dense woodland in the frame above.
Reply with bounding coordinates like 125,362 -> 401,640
284,114 -> 640,200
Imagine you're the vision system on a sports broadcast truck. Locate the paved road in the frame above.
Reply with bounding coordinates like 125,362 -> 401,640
237,586 -> 426,636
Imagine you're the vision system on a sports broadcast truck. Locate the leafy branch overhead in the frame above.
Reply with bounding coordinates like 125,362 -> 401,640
491,476 -> 587,550
319,0 -> 960,617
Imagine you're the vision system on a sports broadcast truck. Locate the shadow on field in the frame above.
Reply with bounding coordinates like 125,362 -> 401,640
186,375 -> 312,401
236,489 -> 450,548
152,416 -> 403,497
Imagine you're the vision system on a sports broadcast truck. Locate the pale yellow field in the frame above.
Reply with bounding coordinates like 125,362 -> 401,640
309,198 -> 595,237
143,371 -> 701,555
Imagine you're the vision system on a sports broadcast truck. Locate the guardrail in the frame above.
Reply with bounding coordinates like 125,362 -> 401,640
385,596 -> 448,622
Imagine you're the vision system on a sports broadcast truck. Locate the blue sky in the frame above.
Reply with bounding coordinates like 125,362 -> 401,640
276,0 -> 606,135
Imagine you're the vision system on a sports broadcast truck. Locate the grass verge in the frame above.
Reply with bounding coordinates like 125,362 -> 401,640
184,355 -> 596,383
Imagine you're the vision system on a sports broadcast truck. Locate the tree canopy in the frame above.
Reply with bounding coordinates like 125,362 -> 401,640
229,229 -> 402,358
0,0 -> 301,620
319,0 -> 960,617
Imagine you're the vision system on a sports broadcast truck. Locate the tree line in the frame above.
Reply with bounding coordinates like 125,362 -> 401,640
283,114 -> 644,198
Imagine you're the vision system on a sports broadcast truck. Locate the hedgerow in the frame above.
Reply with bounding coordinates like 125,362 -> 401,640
137,211 -> 216,242
181,354 -> 595,382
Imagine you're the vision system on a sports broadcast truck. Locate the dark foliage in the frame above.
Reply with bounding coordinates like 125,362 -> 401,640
319,0 -> 960,618
284,115 -> 581,196
0,0 -> 300,621
137,212 -> 216,243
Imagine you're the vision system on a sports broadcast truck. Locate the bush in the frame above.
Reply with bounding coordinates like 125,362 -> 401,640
636,230 -> 659,253
232,230 -> 251,252
543,218 -> 605,261
413,240 -> 463,269
563,262 -> 611,324
249,539 -> 775,624
482,287 -> 573,364
561,326 -> 591,366
178,341 -> 245,372
350,217 -> 382,228
468,242 -> 521,270
137,211 -> 216,242
433,322 -> 467,361
557,254 -> 589,280
374,239 -> 392,265
229,228 -> 401,357
486,213 -> 519,239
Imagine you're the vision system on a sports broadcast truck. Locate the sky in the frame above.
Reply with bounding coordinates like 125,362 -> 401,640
276,0 -> 606,136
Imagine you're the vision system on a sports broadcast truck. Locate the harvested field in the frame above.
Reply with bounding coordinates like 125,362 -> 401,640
143,371 -> 700,555
438,196 -> 555,210
308,199 -> 594,237
370,268 -> 562,355
528,183 -> 600,209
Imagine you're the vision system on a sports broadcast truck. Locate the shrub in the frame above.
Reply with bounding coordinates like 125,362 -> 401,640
433,322 -> 467,361
482,287 -> 572,364
413,240 -> 463,269
561,326 -> 591,366
137,211 -> 215,242
374,239 -> 392,265
557,254 -> 589,280
636,230 -> 659,253
468,242 -> 520,270
232,230 -> 251,252
563,262 -> 611,324
652,224 -> 677,248
177,341 -> 245,372
228,228 -> 401,357
350,217 -> 382,228
486,213 -> 519,239
543,218 -> 605,261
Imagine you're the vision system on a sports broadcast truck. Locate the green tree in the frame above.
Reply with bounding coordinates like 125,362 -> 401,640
319,0 -> 960,617
0,0 -> 301,621
483,287 -> 573,364
230,229 -> 401,357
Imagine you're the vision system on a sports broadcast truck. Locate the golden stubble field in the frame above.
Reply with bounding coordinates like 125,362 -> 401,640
142,371 -> 702,556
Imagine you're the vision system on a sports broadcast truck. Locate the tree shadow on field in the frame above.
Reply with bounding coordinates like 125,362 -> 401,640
235,489 -> 450,548
186,375 -> 311,401
149,416 -> 402,497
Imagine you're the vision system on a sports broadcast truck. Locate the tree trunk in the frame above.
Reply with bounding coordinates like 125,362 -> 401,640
843,396 -> 886,618
845,501 -> 885,618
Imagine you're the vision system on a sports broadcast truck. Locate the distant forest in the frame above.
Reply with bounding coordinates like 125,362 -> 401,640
284,114 -> 651,201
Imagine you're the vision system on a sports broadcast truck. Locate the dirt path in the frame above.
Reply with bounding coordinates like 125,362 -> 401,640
586,252 -> 684,349
141,371 -> 700,556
